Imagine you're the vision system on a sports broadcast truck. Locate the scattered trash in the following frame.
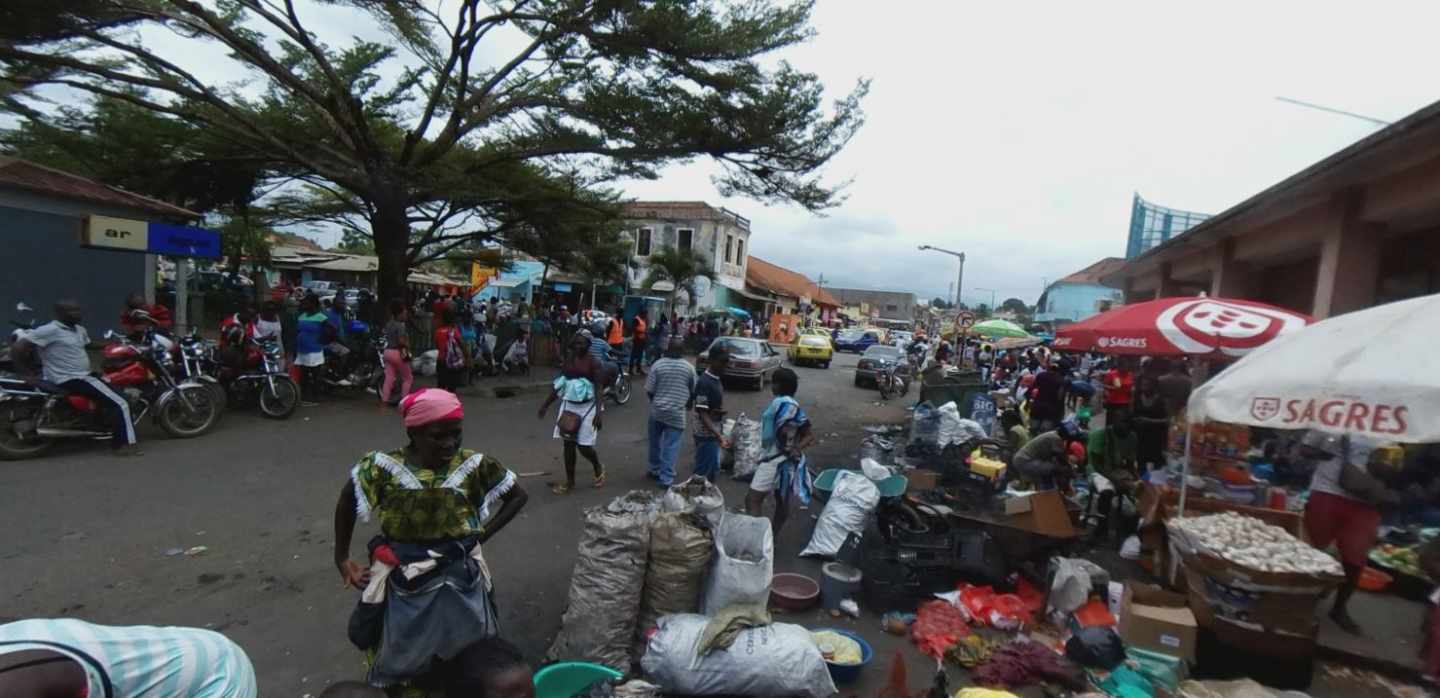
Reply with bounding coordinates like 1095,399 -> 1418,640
183,546 -> 208,557
516,471 -> 551,478
880,611 -> 916,635
164,548 -> 185,557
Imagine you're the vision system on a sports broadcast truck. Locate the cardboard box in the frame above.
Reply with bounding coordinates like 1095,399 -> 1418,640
999,492 -> 1033,515
1120,582 -> 1197,663
906,470 -> 940,492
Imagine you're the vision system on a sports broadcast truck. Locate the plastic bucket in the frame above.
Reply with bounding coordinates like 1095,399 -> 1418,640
532,662 -> 623,698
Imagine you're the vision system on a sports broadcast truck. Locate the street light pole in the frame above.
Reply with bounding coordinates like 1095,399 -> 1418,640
918,244 -> 966,308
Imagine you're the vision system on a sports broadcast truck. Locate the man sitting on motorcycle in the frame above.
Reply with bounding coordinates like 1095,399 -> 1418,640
119,292 -> 171,337
12,300 -> 141,456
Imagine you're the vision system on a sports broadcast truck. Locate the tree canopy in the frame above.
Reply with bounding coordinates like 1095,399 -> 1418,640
1,0 -> 867,305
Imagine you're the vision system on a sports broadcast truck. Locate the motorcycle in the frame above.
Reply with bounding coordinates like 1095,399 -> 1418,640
174,330 -> 228,411
224,336 -> 300,418
603,348 -> 632,405
876,356 -> 912,400
0,328 -> 223,460
322,327 -> 385,396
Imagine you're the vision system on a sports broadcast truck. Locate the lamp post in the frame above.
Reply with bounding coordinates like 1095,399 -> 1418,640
918,244 -> 965,309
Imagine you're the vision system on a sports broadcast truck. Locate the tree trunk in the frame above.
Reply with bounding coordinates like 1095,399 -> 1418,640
373,203 -> 412,310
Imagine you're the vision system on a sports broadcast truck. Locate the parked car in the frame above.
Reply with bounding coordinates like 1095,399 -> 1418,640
834,328 -> 882,353
699,336 -> 784,389
788,332 -> 834,368
854,344 -> 905,387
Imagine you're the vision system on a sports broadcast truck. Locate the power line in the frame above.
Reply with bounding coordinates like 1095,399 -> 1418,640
1275,96 -> 1391,127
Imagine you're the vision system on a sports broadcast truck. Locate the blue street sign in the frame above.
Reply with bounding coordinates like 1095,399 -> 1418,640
146,222 -> 221,258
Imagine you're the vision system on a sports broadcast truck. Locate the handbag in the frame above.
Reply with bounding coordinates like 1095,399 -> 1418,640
557,402 -> 591,439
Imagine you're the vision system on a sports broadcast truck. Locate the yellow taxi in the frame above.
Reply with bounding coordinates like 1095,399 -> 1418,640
788,329 -> 834,368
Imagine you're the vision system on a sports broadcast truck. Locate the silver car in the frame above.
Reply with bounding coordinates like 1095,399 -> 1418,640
698,337 -> 784,389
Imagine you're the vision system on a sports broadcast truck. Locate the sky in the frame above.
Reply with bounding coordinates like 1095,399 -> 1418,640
107,2 -> 1440,307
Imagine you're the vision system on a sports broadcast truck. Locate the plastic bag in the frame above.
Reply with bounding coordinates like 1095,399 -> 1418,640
412,349 -> 438,376
730,415 -> 762,480
1064,626 -> 1126,670
801,471 -> 880,558
546,492 -> 658,670
701,514 -> 774,614
660,476 -> 725,527
636,513 -> 714,646
911,599 -> 970,658
641,614 -> 837,698
910,402 -> 941,447
861,457 -> 892,481
1048,557 -> 1110,614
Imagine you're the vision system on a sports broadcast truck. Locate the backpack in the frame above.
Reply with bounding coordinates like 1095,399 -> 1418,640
443,328 -> 465,370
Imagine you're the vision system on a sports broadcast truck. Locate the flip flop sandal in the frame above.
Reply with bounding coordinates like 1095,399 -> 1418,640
592,470 -> 607,489
549,482 -> 572,495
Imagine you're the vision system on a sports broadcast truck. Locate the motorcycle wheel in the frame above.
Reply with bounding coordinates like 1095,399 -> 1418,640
258,376 -> 301,419
611,374 -> 632,405
0,404 -> 52,460
202,378 -> 228,412
159,384 -> 222,438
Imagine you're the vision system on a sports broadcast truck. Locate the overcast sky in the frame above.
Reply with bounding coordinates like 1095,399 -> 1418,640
131,2 -> 1440,306
618,2 -> 1440,307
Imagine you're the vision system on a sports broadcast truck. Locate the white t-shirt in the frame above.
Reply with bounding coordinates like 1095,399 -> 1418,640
1307,437 -> 1379,502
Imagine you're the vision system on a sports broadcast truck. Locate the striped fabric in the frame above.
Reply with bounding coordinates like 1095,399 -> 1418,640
645,357 -> 696,429
0,619 -> 257,697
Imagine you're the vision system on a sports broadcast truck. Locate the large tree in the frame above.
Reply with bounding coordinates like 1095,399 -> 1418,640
1,0 -> 867,306
641,246 -> 715,314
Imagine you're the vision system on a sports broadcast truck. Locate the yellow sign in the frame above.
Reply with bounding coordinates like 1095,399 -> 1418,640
83,215 -> 149,252
469,263 -> 498,296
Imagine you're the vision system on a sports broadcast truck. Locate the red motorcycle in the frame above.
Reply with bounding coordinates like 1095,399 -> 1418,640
0,328 -> 222,460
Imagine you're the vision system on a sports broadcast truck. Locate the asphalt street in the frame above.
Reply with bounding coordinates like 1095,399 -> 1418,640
2,349 -> 920,695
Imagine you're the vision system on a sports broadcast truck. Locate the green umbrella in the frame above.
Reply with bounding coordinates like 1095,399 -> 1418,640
969,318 -> 1031,339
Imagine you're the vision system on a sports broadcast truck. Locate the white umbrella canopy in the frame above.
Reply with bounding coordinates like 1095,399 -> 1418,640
1187,292 -> 1440,443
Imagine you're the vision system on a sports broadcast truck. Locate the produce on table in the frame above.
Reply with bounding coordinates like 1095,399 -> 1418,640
811,631 -> 863,665
1371,544 -> 1432,581
973,638 -> 1084,690
1169,512 -> 1343,576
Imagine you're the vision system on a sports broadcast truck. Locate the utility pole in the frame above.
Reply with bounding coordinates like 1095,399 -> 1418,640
919,244 -> 966,309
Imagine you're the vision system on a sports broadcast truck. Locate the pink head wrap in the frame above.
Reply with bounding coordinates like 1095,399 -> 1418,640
399,388 -> 464,428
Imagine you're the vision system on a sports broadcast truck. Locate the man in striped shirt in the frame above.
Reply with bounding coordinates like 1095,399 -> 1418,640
645,338 -> 697,487
0,618 -> 257,697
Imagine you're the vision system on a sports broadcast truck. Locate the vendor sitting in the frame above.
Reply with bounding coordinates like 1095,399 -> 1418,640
1087,412 -> 1139,542
1011,421 -> 1085,491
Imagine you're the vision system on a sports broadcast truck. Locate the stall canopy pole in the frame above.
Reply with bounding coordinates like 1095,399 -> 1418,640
1178,419 -> 1193,516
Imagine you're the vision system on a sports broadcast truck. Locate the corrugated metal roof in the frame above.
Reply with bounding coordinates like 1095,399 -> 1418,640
0,156 -> 200,220
745,256 -> 839,306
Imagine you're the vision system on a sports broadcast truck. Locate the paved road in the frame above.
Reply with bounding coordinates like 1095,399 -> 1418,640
3,349 -> 914,694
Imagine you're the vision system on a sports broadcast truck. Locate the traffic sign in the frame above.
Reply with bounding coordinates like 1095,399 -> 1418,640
957,311 -> 976,328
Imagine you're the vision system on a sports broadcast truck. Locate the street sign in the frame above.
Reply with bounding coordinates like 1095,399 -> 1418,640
83,216 -> 221,259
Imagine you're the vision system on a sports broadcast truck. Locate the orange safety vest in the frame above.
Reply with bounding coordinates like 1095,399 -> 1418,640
634,317 -> 647,341
607,318 -> 623,345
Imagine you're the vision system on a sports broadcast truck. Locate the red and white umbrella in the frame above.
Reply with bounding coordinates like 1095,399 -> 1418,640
1053,297 -> 1312,358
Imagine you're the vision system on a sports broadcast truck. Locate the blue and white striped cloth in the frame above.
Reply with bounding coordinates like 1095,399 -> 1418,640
0,618 -> 257,697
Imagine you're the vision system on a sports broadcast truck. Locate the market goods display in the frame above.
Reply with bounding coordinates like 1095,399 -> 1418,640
811,630 -> 864,664
701,513 -> 775,614
546,493 -> 657,671
642,614 -> 837,698
1168,512 -> 1342,576
636,512 -> 714,647
1371,543 -> 1432,581
730,415 -> 762,480
801,470 -> 881,558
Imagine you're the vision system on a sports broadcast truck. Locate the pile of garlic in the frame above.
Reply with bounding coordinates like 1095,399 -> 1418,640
1170,512 -> 1343,576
